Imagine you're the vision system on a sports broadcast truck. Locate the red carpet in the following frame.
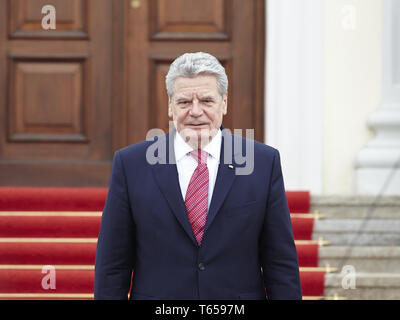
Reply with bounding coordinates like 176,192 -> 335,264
286,191 -> 310,213
0,269 -> 94,293
0,213 -> 312,241
0,268 -> 324,297
296,243 -> 319,267
291,216 -> 314,240
0,187 -> 107,211
0,215 -> 101,238
0,188 -> 326,299
0,241 -> 319,268
299,270 -> 325,297
0,241 -> 96,265
0,188 -> 310,213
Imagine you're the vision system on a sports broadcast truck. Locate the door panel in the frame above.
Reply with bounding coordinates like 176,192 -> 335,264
8,0 -> 89,39
149,0 -> 232,40
0,0 -> 113,186
125,0 -> 265,145
0,0 -> 265,186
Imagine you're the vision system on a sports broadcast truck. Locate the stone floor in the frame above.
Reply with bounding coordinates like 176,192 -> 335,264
311,195 -> 400,300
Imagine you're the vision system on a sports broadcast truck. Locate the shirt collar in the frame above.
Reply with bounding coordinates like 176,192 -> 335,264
174,129 -> 222,162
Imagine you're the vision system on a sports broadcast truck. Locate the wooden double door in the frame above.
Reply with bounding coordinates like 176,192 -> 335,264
0,0 -> 265,186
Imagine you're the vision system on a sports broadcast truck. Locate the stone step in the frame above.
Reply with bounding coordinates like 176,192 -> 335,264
318,246 -> 400,273
309,195 -> 400,299
311,195 -> 400,219
312,219 -> 400,245
324,272 -> 400,300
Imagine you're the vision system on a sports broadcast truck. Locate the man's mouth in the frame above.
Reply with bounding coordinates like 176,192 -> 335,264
186,123 -> 208,127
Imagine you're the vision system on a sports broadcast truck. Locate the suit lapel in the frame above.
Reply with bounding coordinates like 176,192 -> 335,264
151,128 -> 239,247
151,129 -> 198,246
204,129 -> 237,234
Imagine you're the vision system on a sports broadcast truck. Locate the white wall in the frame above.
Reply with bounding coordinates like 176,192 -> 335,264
355,0 -> 400,195
266,0 -> 323,194
266,0 -> 383,195
322,0 -> 382,194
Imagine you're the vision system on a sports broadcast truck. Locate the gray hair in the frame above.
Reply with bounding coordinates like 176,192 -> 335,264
165,52 -> 228,98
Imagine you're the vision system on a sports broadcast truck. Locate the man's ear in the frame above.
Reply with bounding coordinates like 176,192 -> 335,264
222,93 -> 228,115
168,97 -> 173,118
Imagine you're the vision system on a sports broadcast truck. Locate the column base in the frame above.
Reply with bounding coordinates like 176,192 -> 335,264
356,167 -> 400,195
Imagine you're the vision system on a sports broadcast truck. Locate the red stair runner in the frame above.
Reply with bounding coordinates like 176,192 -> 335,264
0,213 -> 312,241
291,217 -> 314,240
0,215 -> 101,238
296,242 -> 319,267
0,241 -> 96,265
299,270 -> 325,297
0,188 -> 325,299
0,268 -> 94,293
0,187 -> 107,211
286,191 -> 310,213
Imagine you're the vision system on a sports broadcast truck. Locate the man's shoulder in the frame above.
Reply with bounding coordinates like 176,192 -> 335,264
229,133 -> 278,157
117,139 -> 155,156
254,139 -> 278,156
114,136 -> 163,168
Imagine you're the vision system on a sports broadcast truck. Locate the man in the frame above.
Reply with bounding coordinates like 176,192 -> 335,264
94,52 -> 302,300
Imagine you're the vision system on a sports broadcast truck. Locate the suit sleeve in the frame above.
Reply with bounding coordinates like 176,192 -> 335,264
259,149 -> 302,300
94,150 -> 136,300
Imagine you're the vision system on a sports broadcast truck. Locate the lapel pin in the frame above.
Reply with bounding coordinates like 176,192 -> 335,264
228,164 -> 234,169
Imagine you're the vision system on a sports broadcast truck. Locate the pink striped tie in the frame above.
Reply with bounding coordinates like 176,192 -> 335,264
185,149 -> 209,246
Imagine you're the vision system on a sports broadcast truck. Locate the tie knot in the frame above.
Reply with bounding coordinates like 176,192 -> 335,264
190,149 -> 208,164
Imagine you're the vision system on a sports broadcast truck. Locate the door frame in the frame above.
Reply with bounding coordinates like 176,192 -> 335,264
111,0 -> 266,152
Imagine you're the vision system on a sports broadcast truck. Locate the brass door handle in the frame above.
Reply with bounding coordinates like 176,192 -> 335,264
131,0 -> 141,9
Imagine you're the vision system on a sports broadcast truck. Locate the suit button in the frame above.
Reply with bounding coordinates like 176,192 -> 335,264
198,263 -> 205,271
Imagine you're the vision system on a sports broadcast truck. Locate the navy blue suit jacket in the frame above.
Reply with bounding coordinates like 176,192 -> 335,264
94,128 -> 302,300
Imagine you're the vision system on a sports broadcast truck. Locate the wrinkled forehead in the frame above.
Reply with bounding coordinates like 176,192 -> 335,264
172,75 -> 219,98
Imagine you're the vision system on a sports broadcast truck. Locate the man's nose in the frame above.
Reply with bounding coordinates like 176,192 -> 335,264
189,99 -> 203,116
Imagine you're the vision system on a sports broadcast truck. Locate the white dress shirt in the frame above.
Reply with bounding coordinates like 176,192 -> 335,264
174,129 -> 222,212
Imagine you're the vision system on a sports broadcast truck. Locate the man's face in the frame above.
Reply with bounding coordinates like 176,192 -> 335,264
168,75 -> 227,149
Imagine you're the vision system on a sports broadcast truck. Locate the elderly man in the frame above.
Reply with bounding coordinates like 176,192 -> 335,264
94,52 -> 302,300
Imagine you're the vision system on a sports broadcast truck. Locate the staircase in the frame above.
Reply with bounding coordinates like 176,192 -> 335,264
0,187 -> 105,300
0,187 -> 334,300
312,195 -> 400,300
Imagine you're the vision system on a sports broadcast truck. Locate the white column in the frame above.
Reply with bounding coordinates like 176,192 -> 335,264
355,0 -> 400,195
265,0 -> 324,194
